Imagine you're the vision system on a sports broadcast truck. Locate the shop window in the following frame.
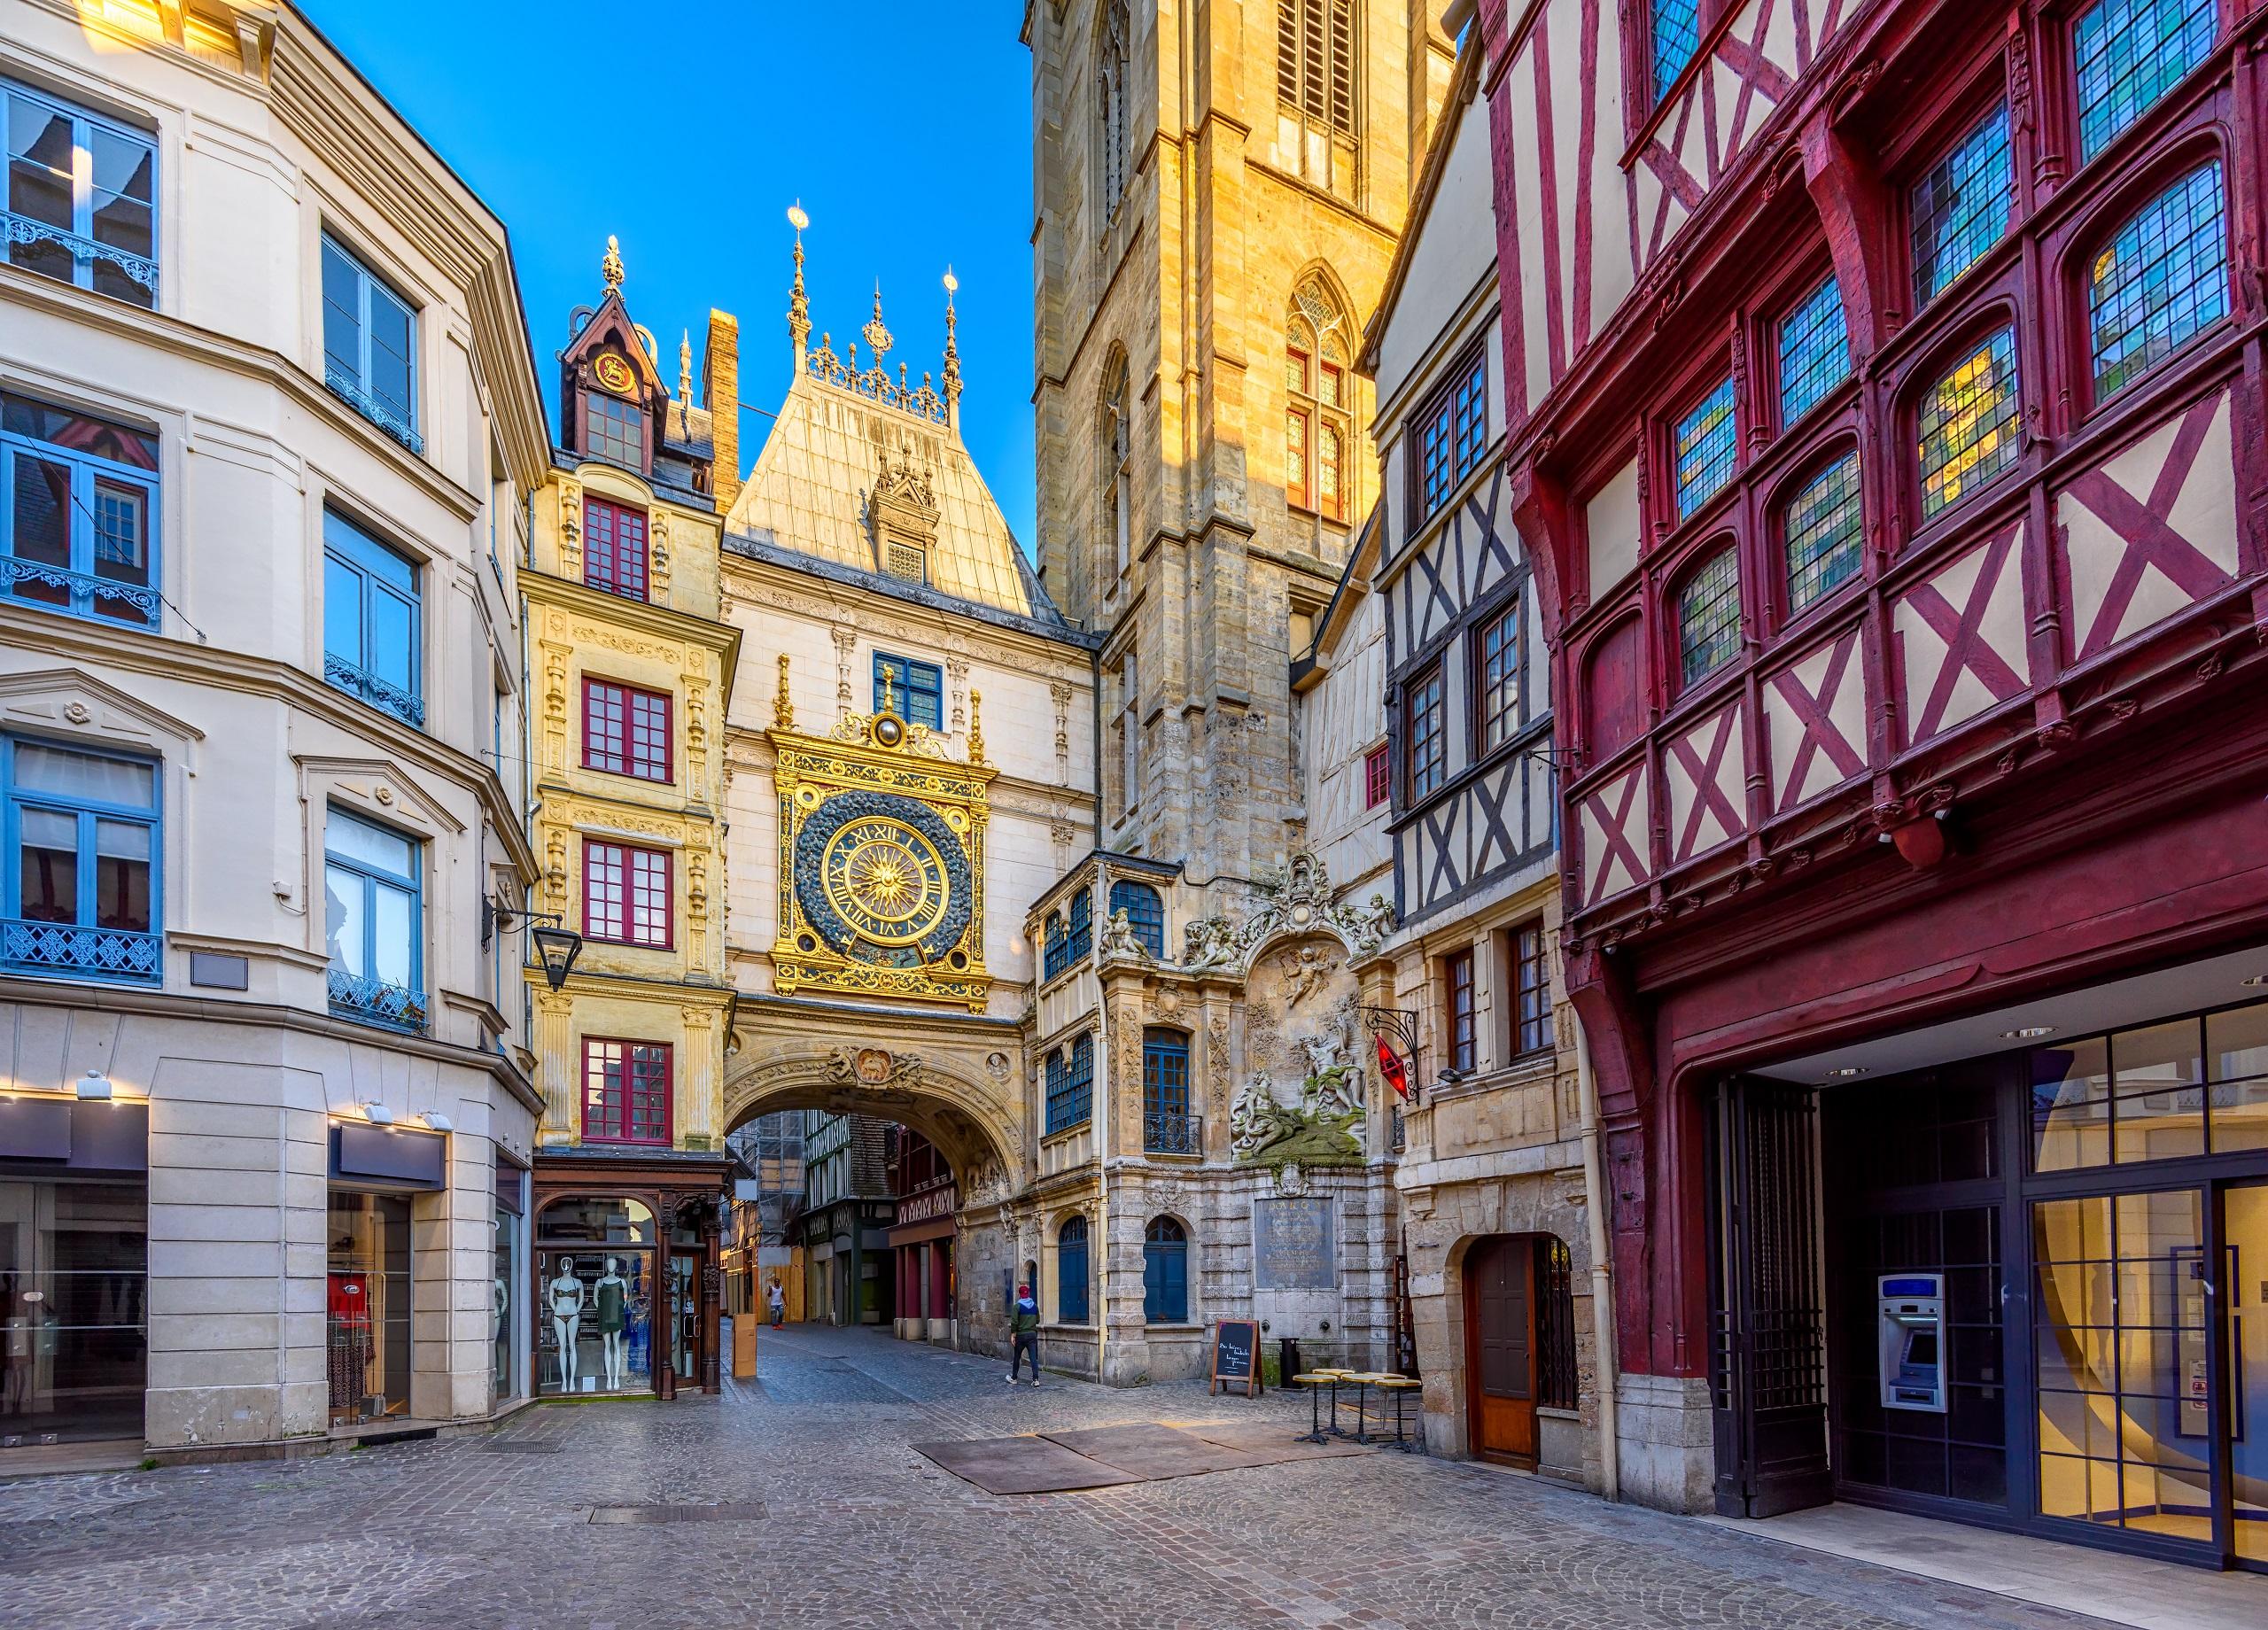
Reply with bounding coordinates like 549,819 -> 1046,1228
1783,452 -> 1865,614
873,652 -> 944,728
321,233 -> 418,451
538,1244 -> 651,1394
0,390 -> 159,628
1777,274 -> 1850,429
2087,160 -> 2226,403
1,737 -> 158,982
582,1038 -> 671,1145
583,840 -> 671,949
1415,349 -> 1489,518
1910,105 -> 2014,309
326,1191 -> 410,1423
584,392 -> 643,467
1405,663 -> 1445,802
1674,544 -> 1743,687
581,496 -> 648,602
2073,0 -> 2218,164
1107,879 -> 1164,958
1512,920 -> 1550,1056
1917,328 -> 2021,521
322,805 -> 423,1033
1474,602 -> 1521,753
1674,377 -> 1737,519
2033,1002 -> 2268,1170
1363,742 -> 1389,808
2,78 -> 156,307
582,678 -> 671,782
1046,1034 -> 1094,1134
1143,1028 -> 1194,1155
1057,1213 -> 1091,1324
0,1179 -> 145,1441
1143,1216 -> 1189,1323
322,510 -> 423,728
1652,0 -> 1703,99
1444,946 -> 1476,1074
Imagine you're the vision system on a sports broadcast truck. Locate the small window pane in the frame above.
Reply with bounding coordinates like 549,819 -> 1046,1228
327,809 -> 416,879
1676,547 -> 1742,686
14,742 -> 151,807
19,808 -> 76,922
2089,162 -> 2225,402
1406,668 -> 1445,800
1918,329 -> 2021,520
1911,106 -> 2014,308
1783,453 -> 1864,612
6,99 -> 74,231
2032,1037 -> 2111,1171
1778,276 -> 1850,427
2073,0 -> 2217,163
321,239 -> 361,383
370,885 -> 413,988
1477,604 -> 1521,751
1674,378 -> 1737,519
1653,0 -> 1702,98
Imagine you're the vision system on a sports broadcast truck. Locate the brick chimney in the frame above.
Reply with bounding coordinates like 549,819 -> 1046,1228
703,308 -> 741,511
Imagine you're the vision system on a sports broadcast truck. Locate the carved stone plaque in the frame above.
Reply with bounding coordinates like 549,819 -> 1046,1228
1252,1197 -> 1336,1291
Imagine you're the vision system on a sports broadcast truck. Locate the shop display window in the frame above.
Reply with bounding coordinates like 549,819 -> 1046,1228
538,1249 -> 651,1395
325,1191 -> 410,1424
0,1179 -> 145,1445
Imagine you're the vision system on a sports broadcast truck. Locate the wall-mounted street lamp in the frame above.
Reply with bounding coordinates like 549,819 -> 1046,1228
490,897 -> 584,991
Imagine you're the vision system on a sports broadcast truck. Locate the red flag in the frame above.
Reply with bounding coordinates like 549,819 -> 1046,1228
1376,1034 -> 1410,1099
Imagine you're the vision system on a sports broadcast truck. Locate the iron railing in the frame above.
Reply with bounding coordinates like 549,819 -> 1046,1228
1,918 -> 160,982
4,211 -> 159,303
328,966 -> 429,1035
1,559 -> 159,627
323,364 -> 423,454
1143,1112 -> 1201,1156
323,655 -> 425,728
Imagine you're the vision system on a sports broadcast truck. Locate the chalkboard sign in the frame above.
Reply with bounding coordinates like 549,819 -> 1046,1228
1210,1319 -> 1262,1397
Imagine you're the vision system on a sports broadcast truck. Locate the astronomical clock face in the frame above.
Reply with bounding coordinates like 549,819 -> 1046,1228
791,790 -> 975,971
820,815 -> 951,947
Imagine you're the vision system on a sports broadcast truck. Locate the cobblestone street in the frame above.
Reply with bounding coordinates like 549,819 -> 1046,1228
0,1324 -> 2170,1630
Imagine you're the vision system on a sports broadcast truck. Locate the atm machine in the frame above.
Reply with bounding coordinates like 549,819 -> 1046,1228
1878,1274 -> 1947,1413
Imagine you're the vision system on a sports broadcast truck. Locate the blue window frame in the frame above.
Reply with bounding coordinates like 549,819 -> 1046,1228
1108,879 -> 1164,958
323,805 -> 425,1034
873,652 -> 943,728
1143,1215 -> 1188,1323
1041,910 -> 1067,980
1046,1034 -> 1094,1135
322,510 -> 423,728
1910,105 -> 2014,310
1143,1028 -> 1199,1156
321,232 -> 419,453
1057,1214 -> 1091,1325
1652,0 -> 1704,99
1777,276 -> 1850,429
1,391 -> 159,629
1415,351 -> 1489,518
2089,160 -> 2226,403
3,77 -> 157,307
1674,377 -> 1738,519
1,737 -> 159,982
2073,0 -> 2218,165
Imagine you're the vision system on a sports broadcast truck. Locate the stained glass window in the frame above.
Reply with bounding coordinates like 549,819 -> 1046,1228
2073,0 -> 2217,163
1674,378 -> 1738,520
1911,105 -> 2014,309
1918,329 -> 2021,519
2089,161 -> 2225,402
1783,453 -> 1865,613
1778,275 -> 1851,428
1653,0 -> 1703,99
1676,545 -> 1742,687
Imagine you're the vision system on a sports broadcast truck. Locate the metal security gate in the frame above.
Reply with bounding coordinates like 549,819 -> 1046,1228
1709,1075 -> 1831,1517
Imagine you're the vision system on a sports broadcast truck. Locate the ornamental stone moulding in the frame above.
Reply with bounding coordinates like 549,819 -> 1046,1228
1177,847 -> 1394,974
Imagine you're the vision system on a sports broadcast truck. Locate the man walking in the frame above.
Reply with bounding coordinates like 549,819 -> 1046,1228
766,1277 -> 786,1331
1006,1282 -> 1040,1386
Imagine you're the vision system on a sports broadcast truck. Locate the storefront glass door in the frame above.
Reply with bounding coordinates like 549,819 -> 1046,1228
668,1253 -> 699,1382
2226,1184 -> 2267,1566
326,1191 -> 411,1424
0,1179 -> 145,1445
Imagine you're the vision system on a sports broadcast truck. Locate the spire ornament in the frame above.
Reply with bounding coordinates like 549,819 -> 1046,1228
773,653 -> 795,731
861,283 -> 894,365
787,203 -> 811,363
967,689 -> 987,765
602,234 -> 625,292
941,267 -> 963,428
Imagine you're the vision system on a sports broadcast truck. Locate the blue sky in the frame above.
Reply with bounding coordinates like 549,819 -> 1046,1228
301,0 -> 1039,552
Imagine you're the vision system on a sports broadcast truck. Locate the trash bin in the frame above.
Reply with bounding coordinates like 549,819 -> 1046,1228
1279,1336 -> 1304,1387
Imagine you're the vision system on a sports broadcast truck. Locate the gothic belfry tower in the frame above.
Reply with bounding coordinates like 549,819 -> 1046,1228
1027,1 -> 1451,888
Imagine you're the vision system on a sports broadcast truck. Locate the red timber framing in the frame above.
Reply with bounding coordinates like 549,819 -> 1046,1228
1474,0 -> 2268,1412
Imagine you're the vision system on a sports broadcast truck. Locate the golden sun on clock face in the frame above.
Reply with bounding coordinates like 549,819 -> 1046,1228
819,817 -> 951,946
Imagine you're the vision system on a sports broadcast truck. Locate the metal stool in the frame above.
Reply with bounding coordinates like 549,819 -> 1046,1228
1309,1368 -> 1355,1437
1373,1376 -> 1422,1451
1292,1373 -> 1338,1443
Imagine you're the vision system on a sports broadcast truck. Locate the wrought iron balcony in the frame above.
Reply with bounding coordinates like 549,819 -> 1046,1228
323,655 -> 425,728
1143,1112 -> 1202,1157
1,918 -> 161,982
322,363 -> 423,455
4,211 -> 159,304
2,558 -> 159,628
328,966 -> 429,1035
1391,1107 -> 1406,1153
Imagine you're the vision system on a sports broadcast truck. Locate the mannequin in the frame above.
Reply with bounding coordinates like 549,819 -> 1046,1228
548,1258 -> 585,1391
594,1256 -> 630,1390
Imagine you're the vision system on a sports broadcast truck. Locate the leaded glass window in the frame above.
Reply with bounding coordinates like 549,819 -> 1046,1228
1674,378 -> 1738,520
1653,0 -> 1703,99
1918,330 -> 2021,519
2089,161 -> 2226,402
1108,879 -> 1164,958
585,392 -> 643,467
1778,276 -> 1851,428
1676,546 -> 1742,687
1783,453 -> 1865,613
1911,105 -> 2014,309
2073,0 -> 2217,163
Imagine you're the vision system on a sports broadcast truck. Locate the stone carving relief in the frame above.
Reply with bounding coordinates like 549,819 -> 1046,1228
1227,935 -> 1364,1168
1177,847 -> 1395,972
1098,907 -> 1150,964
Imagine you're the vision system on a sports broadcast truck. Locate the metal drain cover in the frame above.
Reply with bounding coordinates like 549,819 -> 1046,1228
586,1502 -> 768,1525
483,1440 -> 563,1454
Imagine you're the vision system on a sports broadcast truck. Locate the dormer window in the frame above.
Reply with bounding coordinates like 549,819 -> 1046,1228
585,392 -> 644,467
885,540 -> 927,585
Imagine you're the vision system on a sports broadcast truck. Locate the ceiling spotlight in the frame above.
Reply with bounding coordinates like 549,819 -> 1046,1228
364,1103 -> 395,1127
74,1069 -> 114,1101
420,1112 -> 453,1134
1823,1066 -> 1868,1079
2001,1025 -> 2056,1040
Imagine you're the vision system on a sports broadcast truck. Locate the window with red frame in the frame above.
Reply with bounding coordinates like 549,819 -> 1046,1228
584,841 -> 671,948
1363,742 -> 1390,809
582,1038 -> 670,1144
582,497 -> 648,602
582,678 -> 672,782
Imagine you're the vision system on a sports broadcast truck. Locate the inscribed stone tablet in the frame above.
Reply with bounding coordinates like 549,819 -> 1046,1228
1252,1197 -> 1336,1289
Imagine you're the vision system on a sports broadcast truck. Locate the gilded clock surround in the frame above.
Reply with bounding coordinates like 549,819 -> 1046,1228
769,671 -> 994,1010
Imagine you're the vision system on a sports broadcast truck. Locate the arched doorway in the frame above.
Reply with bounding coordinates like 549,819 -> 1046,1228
1462,1233 -> 1578,1466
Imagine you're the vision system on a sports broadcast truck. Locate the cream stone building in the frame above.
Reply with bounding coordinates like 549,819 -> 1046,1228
0,1 -> 547,1460
1356,27 -> 1609,1487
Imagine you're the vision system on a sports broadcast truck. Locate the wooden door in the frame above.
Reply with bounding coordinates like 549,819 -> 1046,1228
1464,1236 -> 1538,1465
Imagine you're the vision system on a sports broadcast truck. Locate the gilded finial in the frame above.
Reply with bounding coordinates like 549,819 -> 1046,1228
678,330 -> 692,401
968,689 -> 986,765
941,267 -> 963,422
602,234 -> 624,292
879,663 -> 898,718
786,203 -> 811,360
862,282 -> 894,362
773,653 -> 795,731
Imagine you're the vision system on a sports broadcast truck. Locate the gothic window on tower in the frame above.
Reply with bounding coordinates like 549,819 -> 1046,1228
1100,349 -> 1132,591
1116,648 -> 1140,819
1096,0 -> 1132,229
1286,278 -> 1352,522
1275,0 -> 1356,194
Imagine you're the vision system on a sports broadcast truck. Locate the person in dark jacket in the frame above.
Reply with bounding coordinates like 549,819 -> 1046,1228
1006,1283 -> 1040,1385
